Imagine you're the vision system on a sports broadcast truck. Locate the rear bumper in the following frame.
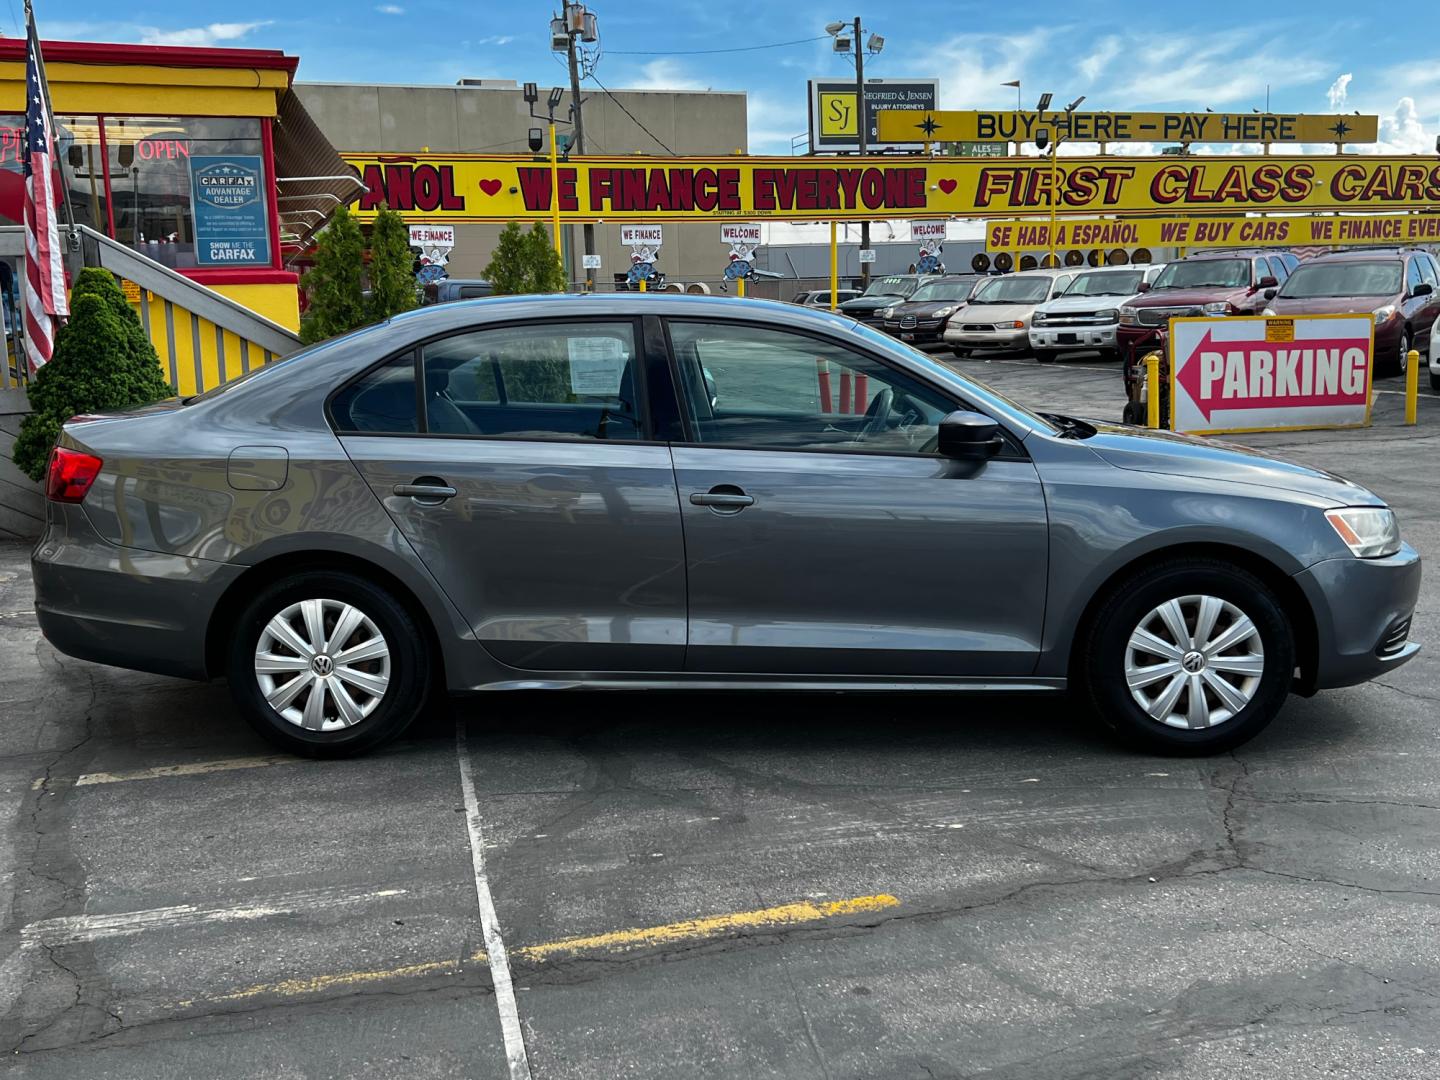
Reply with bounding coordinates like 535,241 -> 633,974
31,503 -> 239,680
1294,545 -> 1422,691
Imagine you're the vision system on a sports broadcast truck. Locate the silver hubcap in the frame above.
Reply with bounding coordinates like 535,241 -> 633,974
254,599 -> 391,732
1124,595 -> 1264,730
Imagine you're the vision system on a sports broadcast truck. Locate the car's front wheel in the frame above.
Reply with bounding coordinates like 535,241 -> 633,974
1079,558 -> 1294,754
227,571 -> 433,757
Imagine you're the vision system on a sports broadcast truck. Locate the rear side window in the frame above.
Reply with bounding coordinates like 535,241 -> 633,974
330,354 -> 418,434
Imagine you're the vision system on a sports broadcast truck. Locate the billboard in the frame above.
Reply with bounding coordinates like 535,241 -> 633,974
877,110 -> 1379,145
1170,315 -> 1374,435
346,153 -> 1440,222
807,79 -> 939,153
985,214 -> 1440,251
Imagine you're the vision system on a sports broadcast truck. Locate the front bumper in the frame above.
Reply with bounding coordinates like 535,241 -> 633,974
1030,324 -> 1118,350
1293,544 -> 1422,691
32,503 -> 241,680
943,324 -> 1028,351
881,318 -> 946,343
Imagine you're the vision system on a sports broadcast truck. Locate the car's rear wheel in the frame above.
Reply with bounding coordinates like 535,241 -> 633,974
227,572 -> 433,757
1079,558 -> 1294,754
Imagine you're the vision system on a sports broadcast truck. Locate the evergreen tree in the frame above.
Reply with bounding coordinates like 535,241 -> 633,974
300,204 -> 366,343
13,271 -> 173,481
367,207 -> 418,321
484,222 -> 568,295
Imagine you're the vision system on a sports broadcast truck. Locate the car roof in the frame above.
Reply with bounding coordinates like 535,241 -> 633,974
1008,267 -> 1074,277
1305,249 -> 1418,262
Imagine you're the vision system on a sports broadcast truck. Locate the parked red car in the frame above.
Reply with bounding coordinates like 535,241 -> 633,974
1263,249 -> 1440,375
1117,251 -> 1290,361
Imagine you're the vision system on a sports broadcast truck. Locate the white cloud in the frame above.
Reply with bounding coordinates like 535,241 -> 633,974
919,29 -> 1050,110
624,59 -> 708,92
1098,31 -> 1329,107
376,4 -> 404,13
139,21 -> 270,47
1078,36 -> 1121,83
1327,73 -> 1352,110
746,92 -> 801,154
476,34 -> 515,45
1377,96 -> 1432,154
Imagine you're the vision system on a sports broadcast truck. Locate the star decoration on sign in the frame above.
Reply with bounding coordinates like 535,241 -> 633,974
914,113 -> 940,138
1330,120 -> 1352,139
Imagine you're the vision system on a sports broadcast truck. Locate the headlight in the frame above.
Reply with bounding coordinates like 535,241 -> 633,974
1095,308 -> 1118,320
1261,308 -> 1277,317
1201,301 -> 1231,315
933,306 -> 956,318
1325,507 -> 1401,558
1373,304 -> 1397,323
1032,311 -> 1049,325
881,307 -> 897,320
1119,305 -> 1139,326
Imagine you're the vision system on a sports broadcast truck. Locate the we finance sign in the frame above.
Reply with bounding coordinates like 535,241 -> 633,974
347,153 -> 1440,222
1170,316 -> 1374,435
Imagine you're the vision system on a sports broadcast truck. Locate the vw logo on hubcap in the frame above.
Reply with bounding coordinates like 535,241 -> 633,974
311,654 -> 334,677
1182,650 -> 1206,674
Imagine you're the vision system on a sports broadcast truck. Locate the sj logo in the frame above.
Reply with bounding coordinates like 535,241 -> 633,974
820,92 -> 858,138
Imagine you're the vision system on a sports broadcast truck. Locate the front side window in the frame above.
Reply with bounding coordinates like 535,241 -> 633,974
669,321 -> 955,455
1419,255 -> 1439,290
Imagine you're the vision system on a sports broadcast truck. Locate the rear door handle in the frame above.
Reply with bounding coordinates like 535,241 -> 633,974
689,485 -> 754,512
394,480 -> 457,503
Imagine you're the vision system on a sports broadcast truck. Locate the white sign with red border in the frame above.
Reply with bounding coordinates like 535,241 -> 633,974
720,222 -> 761,245
620,224 -> 663,246
1170,314 -> 1373,435
408,224 -> 455,248
910,220 -> 947,242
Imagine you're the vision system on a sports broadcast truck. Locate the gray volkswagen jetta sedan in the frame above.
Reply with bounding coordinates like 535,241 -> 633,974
32,294 -> 1420,757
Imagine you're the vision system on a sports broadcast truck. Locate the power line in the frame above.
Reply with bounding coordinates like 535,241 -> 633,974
607,35 -> 826,56
585,71 -> 675,155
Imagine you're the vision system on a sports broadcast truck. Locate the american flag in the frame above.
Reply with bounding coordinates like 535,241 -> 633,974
23,9 -> 67,374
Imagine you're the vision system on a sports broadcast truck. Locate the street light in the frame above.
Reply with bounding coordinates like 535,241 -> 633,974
827,15 -> 883,282
1037,93 -> 1084,268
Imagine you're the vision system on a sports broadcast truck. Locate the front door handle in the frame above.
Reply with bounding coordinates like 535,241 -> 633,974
690,485 -> 754,512
394,478 -> 457,504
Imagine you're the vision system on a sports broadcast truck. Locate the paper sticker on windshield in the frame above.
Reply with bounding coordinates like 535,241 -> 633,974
567,337 -> 628,396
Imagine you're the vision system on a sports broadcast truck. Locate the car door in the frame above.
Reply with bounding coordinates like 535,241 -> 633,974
1415,255 -> 1440,351
331,317 -> 687,672
662,317 -> 1050,677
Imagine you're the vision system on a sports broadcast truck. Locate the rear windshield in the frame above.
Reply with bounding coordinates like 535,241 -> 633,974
909,279 -> 977,302
1278,261 -> 1402,299
970,276 -> 1051,303
1062,270 -> 1144,296
1151,259 -> 1250,289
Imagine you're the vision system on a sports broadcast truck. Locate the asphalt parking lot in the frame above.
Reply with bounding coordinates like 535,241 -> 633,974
1,349 -> 1438,1079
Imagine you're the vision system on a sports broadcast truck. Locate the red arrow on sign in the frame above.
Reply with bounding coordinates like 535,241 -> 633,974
1175,329 -> 1370,421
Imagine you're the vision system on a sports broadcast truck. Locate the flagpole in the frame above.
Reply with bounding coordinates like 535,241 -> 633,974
23,0 -> 77,249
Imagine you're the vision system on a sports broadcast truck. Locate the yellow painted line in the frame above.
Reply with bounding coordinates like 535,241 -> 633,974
169,894 -> 899,1009
32,754 -> 303,790
514,893 -> 901,963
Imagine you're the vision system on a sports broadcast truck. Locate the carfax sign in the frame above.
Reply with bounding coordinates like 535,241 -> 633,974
189,155 -> 271,266
1170,315 -> 1374,435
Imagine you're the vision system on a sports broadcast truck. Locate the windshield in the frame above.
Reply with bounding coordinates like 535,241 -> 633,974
849,321 -> 1057,435
1278,261 -> 1402,299
1151,259 -> 1249,290
971,276 -> 1051,304
1062,270 -> 1144,296
909,279 -> 976,302
863,275 -> 917,297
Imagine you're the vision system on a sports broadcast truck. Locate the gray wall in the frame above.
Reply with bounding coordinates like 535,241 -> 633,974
295,82 -> 750,285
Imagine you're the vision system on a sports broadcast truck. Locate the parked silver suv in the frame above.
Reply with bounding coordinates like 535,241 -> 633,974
1029,265 -> 1166,362
32,295 -> 1420,758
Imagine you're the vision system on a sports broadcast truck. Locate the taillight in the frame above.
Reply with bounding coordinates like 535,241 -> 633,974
45,447 -> 103,503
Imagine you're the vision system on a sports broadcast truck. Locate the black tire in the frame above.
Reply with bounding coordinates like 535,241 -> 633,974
1431,370 -> 1440,393
1390,329 -> 1411,377
227,571 -> 434,757
1034,350 -> 1057,364
1121,400 -> 1147,426
1078,558 -> 1295,755
950,347 -> 971,359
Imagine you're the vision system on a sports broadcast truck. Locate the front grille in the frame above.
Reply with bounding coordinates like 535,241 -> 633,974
1377,616 -> 1412,659
1137,306 -> 1203,327
962,323 -> 992,332
900,315 -> 917,329
1042,312 -> 1113,327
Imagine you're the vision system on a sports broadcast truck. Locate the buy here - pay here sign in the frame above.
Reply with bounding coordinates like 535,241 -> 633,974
1170,316 -> 1374,435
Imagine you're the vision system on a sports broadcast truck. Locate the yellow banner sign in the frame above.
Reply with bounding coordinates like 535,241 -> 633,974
345,153 -> 1440,222
985,214 -> 1440,251
877,111 -> 1379,146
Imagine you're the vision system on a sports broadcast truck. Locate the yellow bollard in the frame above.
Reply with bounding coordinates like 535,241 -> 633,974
1405,349 -> 1419,425
1145,353 -> 1161,429
638,277 -> 646,294
737,276 -> 746,298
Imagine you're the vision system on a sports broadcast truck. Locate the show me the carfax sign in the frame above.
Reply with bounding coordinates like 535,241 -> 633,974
345,153 -> 1440,222
1170,315 -> 1374,436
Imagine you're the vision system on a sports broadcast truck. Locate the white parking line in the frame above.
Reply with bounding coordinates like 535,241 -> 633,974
22,886 -> 406,946
456,719 -> 532,1080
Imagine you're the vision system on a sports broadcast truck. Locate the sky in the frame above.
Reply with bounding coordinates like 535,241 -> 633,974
34,1 -> 1440,158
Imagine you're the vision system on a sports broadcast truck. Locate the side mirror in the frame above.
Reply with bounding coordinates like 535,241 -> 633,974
1263,288 -> 1277,301
1136,281 -> 1151,293
937,410 -> 1003,460
1411,282 -> 1433,298
1257,275 -> 1279,290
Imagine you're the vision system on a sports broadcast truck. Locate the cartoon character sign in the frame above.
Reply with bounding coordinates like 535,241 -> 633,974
721,223 -> 762,281
915,244 -> 944,275
621,225 -> 663,287
410,225 -> 454,285
911,221 -> 946,275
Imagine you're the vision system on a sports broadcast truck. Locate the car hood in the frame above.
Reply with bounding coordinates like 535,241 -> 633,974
1131,286 -> 1248,307
887,299 -> 965,316
1037,294 -> 1134,314
1267,294 -> 1393,316
1080,421 -> 1382,507
958,302 -> 1035,323
840,295 -> 904,313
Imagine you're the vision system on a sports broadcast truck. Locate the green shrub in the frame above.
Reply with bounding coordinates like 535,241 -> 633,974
12,268 -> 173,481
367,206 -> 419,321
483,221 -> 567,296
300,204 -> 367,344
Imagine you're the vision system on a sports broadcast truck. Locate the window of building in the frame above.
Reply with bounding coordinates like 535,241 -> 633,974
0,114 -> 107,236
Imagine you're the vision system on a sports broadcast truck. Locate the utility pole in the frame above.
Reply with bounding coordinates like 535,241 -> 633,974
562,3 -> 597,290
853,15 -> 869,286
